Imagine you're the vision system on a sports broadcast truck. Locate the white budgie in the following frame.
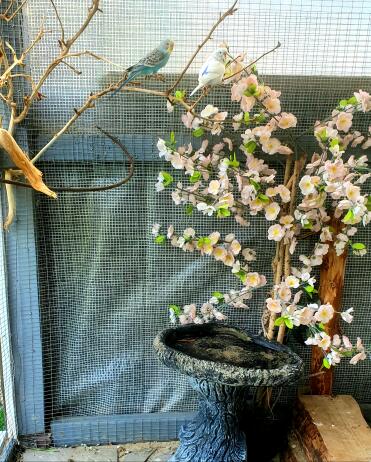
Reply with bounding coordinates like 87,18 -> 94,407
190,48 -> 228,97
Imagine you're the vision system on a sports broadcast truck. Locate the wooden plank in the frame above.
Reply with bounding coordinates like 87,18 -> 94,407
294,395 -> 371,462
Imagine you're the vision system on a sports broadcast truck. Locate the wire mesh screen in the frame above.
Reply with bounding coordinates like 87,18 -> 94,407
2,0 -> 371,442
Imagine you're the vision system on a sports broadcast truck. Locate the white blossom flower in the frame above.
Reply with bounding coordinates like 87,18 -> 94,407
208,180 -> 220,195
245,272 -> 262,287
242,248 -> 256,261
264,202 -> 280,221
317,332 -> 332,350
299,175 -> 316,195
341,307 -> 354,324
183,228 -> 196,239
268,224 -> 285,241
213,246 -> 227,261
285,275 -> 300,288
200,104 -> 219,118
151,223 -> 161,236
196,202 -> 216,216
208,232 -> 220,245
314,303 -> 334,324
230,239 -> 242,256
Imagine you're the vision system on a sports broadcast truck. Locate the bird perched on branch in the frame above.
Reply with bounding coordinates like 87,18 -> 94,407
112,39 -> 174,96
190,48 -> 228,97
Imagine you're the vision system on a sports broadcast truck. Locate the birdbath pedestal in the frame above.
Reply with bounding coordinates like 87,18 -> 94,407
154,323 -> 303,462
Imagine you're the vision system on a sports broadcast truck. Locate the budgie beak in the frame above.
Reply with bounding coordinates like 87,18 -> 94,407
168,41 -> 174,53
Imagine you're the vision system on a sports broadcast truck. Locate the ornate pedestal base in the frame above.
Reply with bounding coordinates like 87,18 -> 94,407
170,378 -> 249,462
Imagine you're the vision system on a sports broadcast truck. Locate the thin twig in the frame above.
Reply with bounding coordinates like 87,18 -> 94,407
0,0 -> 28,22
14,0 -> 101,124
3,170 -> 16,230
222,41 -> 281,82
31,84 -> 114,164
49,0 -> 65,46
167,0 -> 238,94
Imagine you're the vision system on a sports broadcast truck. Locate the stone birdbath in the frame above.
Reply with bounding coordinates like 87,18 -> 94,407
153,322 -> 303,462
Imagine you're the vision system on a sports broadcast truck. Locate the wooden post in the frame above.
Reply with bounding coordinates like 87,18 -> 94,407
310,217 -> 348,395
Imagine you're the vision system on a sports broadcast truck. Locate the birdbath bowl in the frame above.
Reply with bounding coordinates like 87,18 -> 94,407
154,322 -> 303,462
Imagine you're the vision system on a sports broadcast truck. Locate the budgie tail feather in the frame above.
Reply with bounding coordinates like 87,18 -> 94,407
111,68 -> 141,96
190,83 -> 203,97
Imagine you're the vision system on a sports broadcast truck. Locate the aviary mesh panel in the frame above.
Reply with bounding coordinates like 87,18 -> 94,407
5,0 -> 371,426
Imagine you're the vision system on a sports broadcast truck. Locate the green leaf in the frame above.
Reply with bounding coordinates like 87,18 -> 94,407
352,242 -> 366,250
258,193 -> 269,204
366,196 -> 371,211
347,96 -> 358,105
254,113 -> 266,124
189,171 -> 202,184
212,291 -> 224,302
284,318 -> 294,329
169,304 -> 182,316
330,138 -> 339,148
185,204 -> 194,215
235,270 -> 247,283
217,208 -> 231,218
303,219 -> 313,229
274,317 -> 285,326
304,285 -> 314,293
318,128 -> 328,142
174,90 -> 185,100
155,235 -> 166,245
192,128 -> 204,138
323,358 -> 331,369
161,171 -> 174,187
228,152 -> 240,168
318,323 -> 325,330
244,112 -> 250,125
244,140 -> 257,154
249,178 -> 261,191
197,236 -> 211,248
343,209 -> 354,224
170,131 -> 176,144
338,99 -> 348,108
244,83 -> 257,97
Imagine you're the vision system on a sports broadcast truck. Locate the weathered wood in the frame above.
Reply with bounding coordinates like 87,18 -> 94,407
280,434 -> 308,462
310,217 -> 348,395
292,395 -> 371,462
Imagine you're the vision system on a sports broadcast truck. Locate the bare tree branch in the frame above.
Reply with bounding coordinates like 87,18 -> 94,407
0,0 -> 28,22
167,0 -> 238,94
14,0 -> 101,124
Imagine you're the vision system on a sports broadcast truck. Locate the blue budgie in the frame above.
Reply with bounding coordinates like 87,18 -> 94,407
190,48 -> 228,96
112,39 -> 174,96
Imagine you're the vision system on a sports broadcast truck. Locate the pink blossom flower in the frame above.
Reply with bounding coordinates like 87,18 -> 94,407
241,95 -> 256,112
181,112 -> 201,129
314,303 -> 334,324
342,335 -> 352,349
263,97 -> 281,114
285,275 -> 300,288
266,297 -> 282,313
335,112 -> 353,132
208,180 -> 220,195
245,272 -> 263,287
278,113 -> 297,129
349,351 -> 367,365
354,89 -> 371,112
223,137 -> 233,151
262,137 -> 282,155
277,145 -> 293,155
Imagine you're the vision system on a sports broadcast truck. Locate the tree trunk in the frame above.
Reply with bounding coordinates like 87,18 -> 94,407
310,217 -> 348,395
